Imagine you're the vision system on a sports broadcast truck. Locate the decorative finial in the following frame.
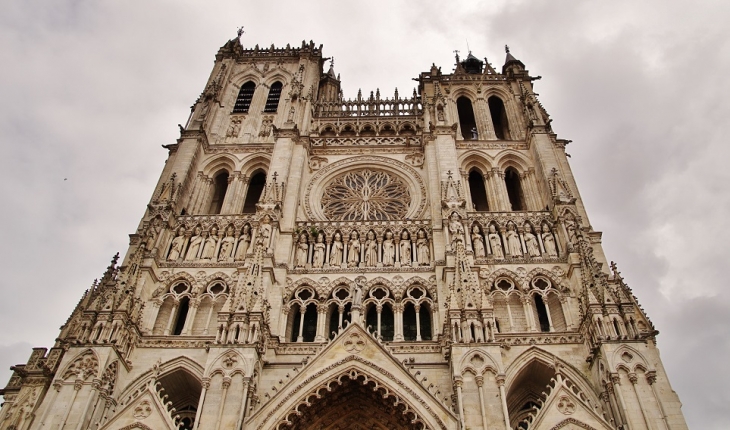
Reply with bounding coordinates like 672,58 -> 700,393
237,26 -> 245,38
505,44 -> 510,53
453,49 -> 460,62
330,57 -> 335,68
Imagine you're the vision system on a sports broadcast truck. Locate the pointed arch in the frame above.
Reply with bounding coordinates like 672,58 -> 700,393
233,80 -> 257,113
116,356 -> 205,406
251,355 -> 452,430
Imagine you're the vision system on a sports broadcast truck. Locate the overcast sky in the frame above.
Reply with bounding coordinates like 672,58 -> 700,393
1,0 -> 728,428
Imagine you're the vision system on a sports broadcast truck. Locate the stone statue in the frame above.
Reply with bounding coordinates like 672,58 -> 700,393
448,212 -> 465,249
234,224 -> 251,261
218,226 -> 236,261
347,231 -> 360,268
523,225 -> 541,257
226,117 -> 242,138
471,225 -> 486,258
487,225 -> 504,259
416,229 -> 430,265
329,232 -> 343,267
542,224 -> 558,257
200,227 -> 218,260
382,231 -> 395,266
295,233 -> 309,268
257,215 -> 272,248
364,231 -> 378,267
312,233 -> 325,268
399,230 -> 411,266
506,223 -> 522,257
167,227 -> 186,261
185,227 -> 203,261
352,279 -> 365,308
565,218 -> 578,244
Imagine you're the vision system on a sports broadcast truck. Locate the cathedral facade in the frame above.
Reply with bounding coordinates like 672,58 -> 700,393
0,36 -> 688,430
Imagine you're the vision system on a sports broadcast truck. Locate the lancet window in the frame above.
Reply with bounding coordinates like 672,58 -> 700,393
489,276 -> 568,335
286,287 -> 319,343
208,170 -> 229,214
504,167 -> 526,211
242,171 -> 266,213
232,81 -> 256,113
457,96 -> 477,140
488,95 -> 510,140
468,169 -> 489,211
264,81 -> 283,113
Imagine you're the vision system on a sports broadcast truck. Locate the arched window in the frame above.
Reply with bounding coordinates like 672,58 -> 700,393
233,81 -> 256,113
264,81 -> 283,113
468,169 -> 489,211
456,96 -> 477,140
504,167 -> 526,211
172,297 -> 190,336
488,96 -> 510,140
403,304 -> 417,341
533,295 -> 550,332
157,369 -> 201,429
290,303 -> 317,342
242,171 -> 266,213
419,305 -> 432,340
366,304 -> 395,341
328,302 -> 352,339
208,171 -> 229,214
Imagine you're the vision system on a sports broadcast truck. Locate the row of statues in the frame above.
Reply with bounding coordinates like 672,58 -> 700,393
167,222 -> 270,263
448,213 -> 559,259
294,229 -> 432,269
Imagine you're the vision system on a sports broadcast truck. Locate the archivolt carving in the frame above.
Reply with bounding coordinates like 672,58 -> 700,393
257,355 -> 449,430
305,156 -> 427,221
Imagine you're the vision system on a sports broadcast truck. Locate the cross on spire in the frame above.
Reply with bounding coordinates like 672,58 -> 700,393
237,26 -> 245,38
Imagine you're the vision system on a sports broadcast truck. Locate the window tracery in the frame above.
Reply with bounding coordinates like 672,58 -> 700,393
321,169 -> 411,221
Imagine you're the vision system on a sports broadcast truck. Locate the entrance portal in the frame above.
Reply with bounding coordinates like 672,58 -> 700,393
278,376 -> 423,429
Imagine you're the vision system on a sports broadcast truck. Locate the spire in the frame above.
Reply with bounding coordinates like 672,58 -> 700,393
326,57 -> 337,79
502,44 -> 526,74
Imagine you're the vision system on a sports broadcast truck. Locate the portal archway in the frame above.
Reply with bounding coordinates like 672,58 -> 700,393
277,374 -> 422,429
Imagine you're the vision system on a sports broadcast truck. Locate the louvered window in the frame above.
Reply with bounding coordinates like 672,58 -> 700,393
264,82 -> 283,112
232,81 -> 256,113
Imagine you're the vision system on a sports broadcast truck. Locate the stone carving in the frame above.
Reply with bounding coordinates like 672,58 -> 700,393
448,212 -> 465,249
167,227 -> 186,261
542,224 -> 558,257
200,227 -> 218,260
364,231 -> 378,267
133,400 -> 152,419
416,229 -> 430,265
382,231 -> 395,266
257,215 -> 272,248
185,227 -> 203,261
347,231 -> 361,267
405,152 -> 424,168
258,116 -> 273,137
329,232 -> 343,267
556,395 -> 576,415
472,225 -> 486,258
312,233 -> 325,268
295,233 -> 309,268
226,117 -> 242,138
488,225 -> 504,259
235,224 -> 251,261
218,226 -> 236,261
524,224 -> 541,257
343,332 -> 366,353
506,223 -> 522,257
309,156 -> 328,171
321,169 -> 410,221
399,230 -> 411,266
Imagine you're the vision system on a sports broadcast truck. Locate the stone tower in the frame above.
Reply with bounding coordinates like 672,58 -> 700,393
0,36 -> 687,430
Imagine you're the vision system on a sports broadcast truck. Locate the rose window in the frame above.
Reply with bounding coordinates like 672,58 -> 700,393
321,169 -> 411,221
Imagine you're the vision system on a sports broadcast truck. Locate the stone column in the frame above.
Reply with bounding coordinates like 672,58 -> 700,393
476,375 -> 490,430
647,371 -> 670,430
497,375 -> 511,430
629,373 -> 654,430
611,374 -> 631,430
454,376 -> 466,430
38,380 -> 63,428
213,377 -> 231,430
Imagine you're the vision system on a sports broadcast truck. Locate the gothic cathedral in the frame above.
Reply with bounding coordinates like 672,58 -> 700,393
0,36 -> 687,430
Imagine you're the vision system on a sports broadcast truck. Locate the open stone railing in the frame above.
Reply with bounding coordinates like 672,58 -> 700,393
313,89 -> 423,118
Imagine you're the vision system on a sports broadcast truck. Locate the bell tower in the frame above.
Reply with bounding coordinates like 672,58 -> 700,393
1,35 -> 687,430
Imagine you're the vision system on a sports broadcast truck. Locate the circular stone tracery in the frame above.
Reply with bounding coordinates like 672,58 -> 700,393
321,169 -> 411,221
